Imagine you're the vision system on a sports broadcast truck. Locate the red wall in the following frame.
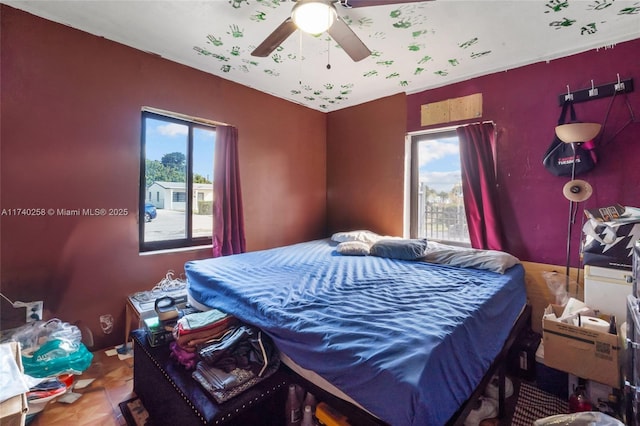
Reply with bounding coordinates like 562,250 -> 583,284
408,39 -> 640,264
0,6 -> 327,348
327,94 -> 407,236
327,38 -> 640,266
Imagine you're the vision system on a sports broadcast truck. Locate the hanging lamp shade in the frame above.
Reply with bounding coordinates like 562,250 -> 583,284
563,179 -> 593,202
555,123 -> 601,143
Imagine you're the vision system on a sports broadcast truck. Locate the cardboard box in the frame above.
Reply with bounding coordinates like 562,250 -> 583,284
542,304 -> 620,388
0,342 -> 28,426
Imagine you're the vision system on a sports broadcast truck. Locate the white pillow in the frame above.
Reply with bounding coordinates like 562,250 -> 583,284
421,241 -> 520,274
336,241 -> 371,256
331,230 -> 382,245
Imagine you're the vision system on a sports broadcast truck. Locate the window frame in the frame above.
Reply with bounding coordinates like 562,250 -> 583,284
409,128 -> 470,247
139,110 -> 215,252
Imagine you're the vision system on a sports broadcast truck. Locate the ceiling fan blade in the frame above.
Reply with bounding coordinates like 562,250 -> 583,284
327,16 -> 371,62
251,18 -> 297,57
339,0 -> 431,7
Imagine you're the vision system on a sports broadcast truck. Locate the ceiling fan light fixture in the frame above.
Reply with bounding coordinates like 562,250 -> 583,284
291,0 -> 337,35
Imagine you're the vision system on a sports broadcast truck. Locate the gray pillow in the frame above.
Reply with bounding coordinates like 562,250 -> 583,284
422,241 -> 520,274
370,238 -> 429,260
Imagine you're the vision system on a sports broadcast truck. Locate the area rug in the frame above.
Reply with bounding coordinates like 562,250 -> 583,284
119,397 -> 152,426
511,382 -> 569,426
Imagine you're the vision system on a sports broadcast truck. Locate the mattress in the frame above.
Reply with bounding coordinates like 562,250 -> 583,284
185,239 -> 526,425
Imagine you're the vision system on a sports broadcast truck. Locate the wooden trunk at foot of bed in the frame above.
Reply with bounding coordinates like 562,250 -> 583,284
132,329 -> 290,425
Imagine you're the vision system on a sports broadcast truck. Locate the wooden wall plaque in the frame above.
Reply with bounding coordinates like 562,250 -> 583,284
420,93 -> 482,127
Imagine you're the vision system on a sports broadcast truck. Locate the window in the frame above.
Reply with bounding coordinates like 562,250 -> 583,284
140,110 -> 216,252
410,129 -> 470,245
172,192 -> 186,203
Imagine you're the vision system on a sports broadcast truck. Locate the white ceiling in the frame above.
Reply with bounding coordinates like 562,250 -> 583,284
4,0 -> 640,112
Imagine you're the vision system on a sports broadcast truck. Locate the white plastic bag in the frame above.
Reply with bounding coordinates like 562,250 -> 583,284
542,271 -> 572,305
5,319 -> 82,354
533,411 -> 624,426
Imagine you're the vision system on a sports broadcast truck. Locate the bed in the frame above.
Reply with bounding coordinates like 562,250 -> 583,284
185,237 -> 527,426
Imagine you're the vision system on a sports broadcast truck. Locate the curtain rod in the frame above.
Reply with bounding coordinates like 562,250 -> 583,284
407,120 -> 495,136
142,106 -> 231,127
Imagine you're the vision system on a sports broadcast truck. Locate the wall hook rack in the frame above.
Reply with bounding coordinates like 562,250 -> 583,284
557,76 -> 634,105
565,85 -> 573,102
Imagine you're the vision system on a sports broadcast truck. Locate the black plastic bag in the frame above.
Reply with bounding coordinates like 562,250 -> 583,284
542,101 -> 597,177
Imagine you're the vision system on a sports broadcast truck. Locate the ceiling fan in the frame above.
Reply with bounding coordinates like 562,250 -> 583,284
251,0 -> 427,62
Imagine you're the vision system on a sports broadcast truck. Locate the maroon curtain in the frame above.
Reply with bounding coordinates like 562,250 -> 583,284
457,122 -> 505,251
212,125 -> 246,257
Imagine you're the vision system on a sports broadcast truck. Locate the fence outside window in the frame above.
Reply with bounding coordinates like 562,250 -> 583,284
416,182 -> 469,244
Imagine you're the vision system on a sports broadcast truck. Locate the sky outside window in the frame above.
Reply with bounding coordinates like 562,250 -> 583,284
145,118 -> 215,178
418,136 -> 461,192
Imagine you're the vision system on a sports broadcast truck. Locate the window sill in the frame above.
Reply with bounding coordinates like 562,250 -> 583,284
429,239 -> 471,248
139,244 -> 213,256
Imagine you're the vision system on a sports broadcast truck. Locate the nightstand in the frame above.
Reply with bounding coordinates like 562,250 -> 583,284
124,287 -> 188,344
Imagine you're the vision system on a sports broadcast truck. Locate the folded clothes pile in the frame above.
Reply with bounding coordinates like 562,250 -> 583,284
193,359 -> 273,404
170,309 -> 238,369
191,324 -> 280,403
169,309 -> 280,402
172,309 -> 239,352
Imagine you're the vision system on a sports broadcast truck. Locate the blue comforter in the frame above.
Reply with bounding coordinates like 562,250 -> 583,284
185,239 -> 526,425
